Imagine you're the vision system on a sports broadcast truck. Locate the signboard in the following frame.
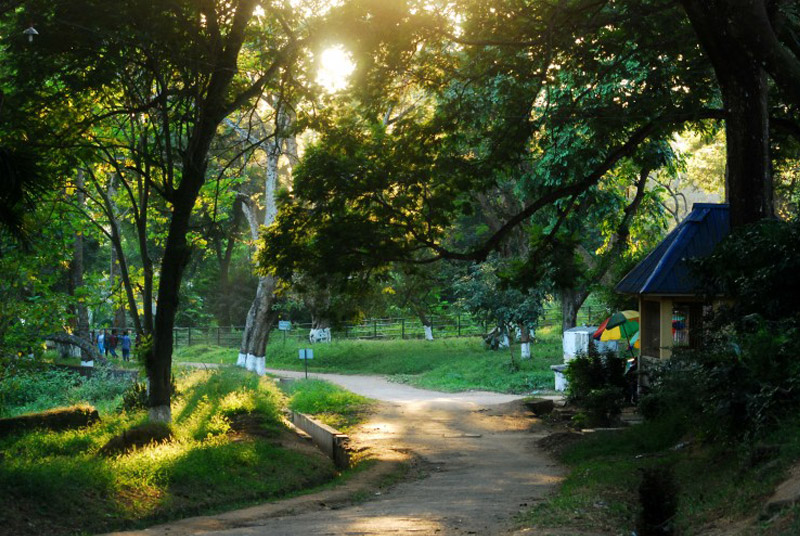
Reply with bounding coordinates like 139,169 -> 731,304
299,348 -> 314,360
278,320 -> 292,331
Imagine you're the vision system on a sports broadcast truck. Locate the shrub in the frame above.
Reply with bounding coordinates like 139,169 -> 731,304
565,344 -> 628,426
122,382 -> 149,412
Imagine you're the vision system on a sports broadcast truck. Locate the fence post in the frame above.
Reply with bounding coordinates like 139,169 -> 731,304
187,327 -> 192,347
458,314 -> 461,337
401,319 -> 405,339
174,328 -> 178,349
217,327 -> 221,346
373,320 -> 377,339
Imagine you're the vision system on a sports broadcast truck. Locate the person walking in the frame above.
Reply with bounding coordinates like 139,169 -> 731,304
97,331 -> 105,354
121,330 -> 132,362
109,329 -> 118,358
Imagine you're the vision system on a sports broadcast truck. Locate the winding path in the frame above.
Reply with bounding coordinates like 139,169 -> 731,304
108,369 -> 564,536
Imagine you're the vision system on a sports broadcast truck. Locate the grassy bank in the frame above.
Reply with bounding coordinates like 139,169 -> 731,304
175,327 -> 563,394
281,378 -> 374,432
0,368 -> 341,536
521,415 -> 800,534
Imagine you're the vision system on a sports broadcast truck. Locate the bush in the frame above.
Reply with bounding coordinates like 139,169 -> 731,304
122,382 -> 149,412
565,344 -> 629,427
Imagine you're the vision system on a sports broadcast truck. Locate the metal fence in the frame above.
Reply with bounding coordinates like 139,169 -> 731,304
172,306 -> 604,350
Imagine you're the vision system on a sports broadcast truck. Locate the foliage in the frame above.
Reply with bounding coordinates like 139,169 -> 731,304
694,219 -> 800,323
121,381 -> 149,413
451,256 -> 548,335
565,345 -> 628,426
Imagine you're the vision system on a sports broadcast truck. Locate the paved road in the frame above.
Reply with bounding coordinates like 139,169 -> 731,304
108,369 -> 564,536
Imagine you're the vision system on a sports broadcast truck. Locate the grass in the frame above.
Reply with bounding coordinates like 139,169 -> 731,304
175,326 -> 563,394
520,414 -> 800,534
0,367 -> 340,536
281,378 -> 374,432
0,366 -> 133,417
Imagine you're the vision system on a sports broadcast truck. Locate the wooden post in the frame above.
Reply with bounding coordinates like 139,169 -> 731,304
458,314 -> 461,336
401,319 -> 405,339
373,320 -> 377,339
187,327 -> 192,347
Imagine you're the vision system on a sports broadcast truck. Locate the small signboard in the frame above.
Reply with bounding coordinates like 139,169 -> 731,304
299,348 -> 314,360
278,320 -> 292,331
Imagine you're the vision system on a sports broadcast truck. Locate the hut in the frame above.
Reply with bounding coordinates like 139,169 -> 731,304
615,203 -> 730,360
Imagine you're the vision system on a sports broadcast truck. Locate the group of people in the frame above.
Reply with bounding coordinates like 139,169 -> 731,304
91,329 -> 133,361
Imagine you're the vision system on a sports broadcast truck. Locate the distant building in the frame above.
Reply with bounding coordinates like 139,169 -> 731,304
615,203 -> 730,359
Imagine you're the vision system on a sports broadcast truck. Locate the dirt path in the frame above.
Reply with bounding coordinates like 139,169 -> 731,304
107,370 -> 564,536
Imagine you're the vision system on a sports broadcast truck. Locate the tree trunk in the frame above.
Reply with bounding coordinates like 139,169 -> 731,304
70,171 -> 90,359
237,99 -> 290,369
238,275 -> 278,374
309,315 -> 332,343
681,0 -> 774,227
518,323 -> 532,360
411,302 -> 434,341
561,287 -> 585,332
149,153 -> 209,421
721,63 -> 772,227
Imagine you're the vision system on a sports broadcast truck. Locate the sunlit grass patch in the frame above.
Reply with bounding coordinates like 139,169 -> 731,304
282,379 -> 374,432
0,367 -> 337,536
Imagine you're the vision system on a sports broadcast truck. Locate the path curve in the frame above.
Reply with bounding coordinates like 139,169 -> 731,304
107,369 -> 564,536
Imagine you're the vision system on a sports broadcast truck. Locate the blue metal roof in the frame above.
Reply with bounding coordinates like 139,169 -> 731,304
615,203 -> 730,295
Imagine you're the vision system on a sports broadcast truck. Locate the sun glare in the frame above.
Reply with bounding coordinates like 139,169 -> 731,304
317,46 -> 356,93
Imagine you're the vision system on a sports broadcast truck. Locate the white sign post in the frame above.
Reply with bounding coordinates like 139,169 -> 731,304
299,348 -> 313,378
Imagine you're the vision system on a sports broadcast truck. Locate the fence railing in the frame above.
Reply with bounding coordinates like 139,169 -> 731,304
171,306 -> 604,350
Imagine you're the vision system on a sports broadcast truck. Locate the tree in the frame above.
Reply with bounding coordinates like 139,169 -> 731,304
1,0 -> 311,421
259,0 -> 799,304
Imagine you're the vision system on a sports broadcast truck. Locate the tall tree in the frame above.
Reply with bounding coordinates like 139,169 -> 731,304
2,0 -> 310,421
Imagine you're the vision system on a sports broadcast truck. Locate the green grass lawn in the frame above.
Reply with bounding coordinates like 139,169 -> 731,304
174,326 -> 563,394
520,414 -> 800,534
0,367 -> 344,536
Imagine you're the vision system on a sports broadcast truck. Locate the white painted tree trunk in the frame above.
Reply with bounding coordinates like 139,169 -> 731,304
309,327 -> 332,343
423,324 -> 434,341
237,100 -> 290,375
149,404 -> 171,423
519,324 -> 532,360
499,333 -> 510,348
